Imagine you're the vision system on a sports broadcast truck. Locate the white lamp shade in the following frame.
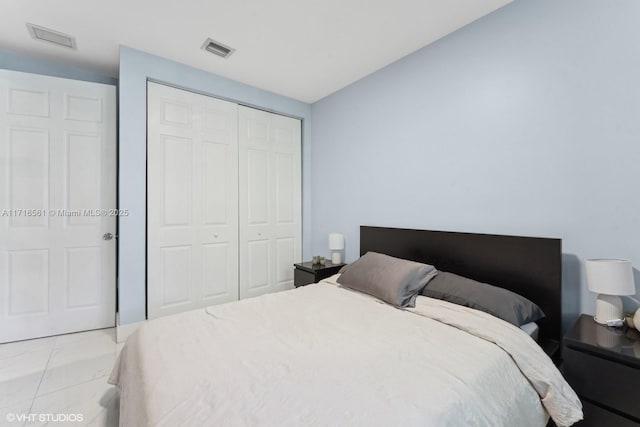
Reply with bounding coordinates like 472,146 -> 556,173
586,259 -> 635,296
328,233 -> 344,250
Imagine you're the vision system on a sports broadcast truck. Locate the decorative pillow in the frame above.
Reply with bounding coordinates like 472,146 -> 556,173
421,272 -> 545,326
337,252 -> 437,307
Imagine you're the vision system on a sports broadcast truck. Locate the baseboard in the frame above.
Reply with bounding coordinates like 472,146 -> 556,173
116,317 -> 146,343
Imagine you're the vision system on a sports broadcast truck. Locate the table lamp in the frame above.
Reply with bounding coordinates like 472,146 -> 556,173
586,259 -> 635,325
328,233 -> 344,264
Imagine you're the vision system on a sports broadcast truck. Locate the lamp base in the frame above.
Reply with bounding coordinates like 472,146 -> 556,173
331,251 -> 342,265
594,294 -> 624,325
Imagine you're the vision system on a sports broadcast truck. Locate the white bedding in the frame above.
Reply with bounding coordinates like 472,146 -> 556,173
110,276 -> 581,426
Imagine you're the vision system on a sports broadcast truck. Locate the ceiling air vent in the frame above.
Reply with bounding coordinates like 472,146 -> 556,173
26,23 -> 77,49
201,38 -> 235,59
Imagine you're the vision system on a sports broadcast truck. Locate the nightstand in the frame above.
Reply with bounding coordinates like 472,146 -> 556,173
293,261 -> 346,287
563,314 -> 640,426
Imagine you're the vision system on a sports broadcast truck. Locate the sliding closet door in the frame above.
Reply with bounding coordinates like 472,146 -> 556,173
147,82 -> 239,319
239,106 -> 302,299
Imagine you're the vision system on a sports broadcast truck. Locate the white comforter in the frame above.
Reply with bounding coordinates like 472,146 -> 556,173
110,276 -> 582,427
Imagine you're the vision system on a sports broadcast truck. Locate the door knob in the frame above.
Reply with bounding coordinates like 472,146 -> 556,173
103,232 -> 114,241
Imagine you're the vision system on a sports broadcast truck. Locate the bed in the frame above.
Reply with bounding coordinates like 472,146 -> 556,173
110,227 -> 582,426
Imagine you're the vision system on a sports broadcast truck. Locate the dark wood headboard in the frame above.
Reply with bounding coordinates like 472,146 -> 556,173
360,226 -> 562,344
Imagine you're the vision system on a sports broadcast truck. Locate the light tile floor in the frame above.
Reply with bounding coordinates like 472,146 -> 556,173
0,329 -> 122,426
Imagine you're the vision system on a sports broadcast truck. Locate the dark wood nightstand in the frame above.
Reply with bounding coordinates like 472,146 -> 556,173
563,314 -> 640,426
293,261 -> 346,287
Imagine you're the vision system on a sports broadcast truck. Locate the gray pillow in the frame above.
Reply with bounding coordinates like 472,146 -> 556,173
421,272 -> 545,326
337,252 -> 437,307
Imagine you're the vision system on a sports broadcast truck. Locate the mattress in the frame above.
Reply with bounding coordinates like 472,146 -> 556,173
110,277 -> 582,427
521,321 -> 539,341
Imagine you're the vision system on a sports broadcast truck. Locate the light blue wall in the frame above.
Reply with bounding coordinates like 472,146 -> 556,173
311,0 -> 640,328
0,47 -> 117,85
118,46 -> 312,324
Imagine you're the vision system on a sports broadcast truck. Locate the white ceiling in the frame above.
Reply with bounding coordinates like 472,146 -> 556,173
0,0 -> 511,103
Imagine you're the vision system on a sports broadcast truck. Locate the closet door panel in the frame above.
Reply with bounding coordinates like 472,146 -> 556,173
247,149 -> 270,224
276,237 -> 295,289
271,114 -> 301,292
239,106 -> 301,298
197,102 -> 239,310
202,141 -> 229,224
248,240 -> 270,291
148,83 -> 239,319
160,245 -> 193,307
201,243 -> 230,301
161,135 -> 193,226
239,107 -> 270,299
275,153 -> 294,223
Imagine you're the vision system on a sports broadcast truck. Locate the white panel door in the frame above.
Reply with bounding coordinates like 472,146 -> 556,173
0,70 -> 116,343
239,106 -> 301,299
147,82 -> 239,319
